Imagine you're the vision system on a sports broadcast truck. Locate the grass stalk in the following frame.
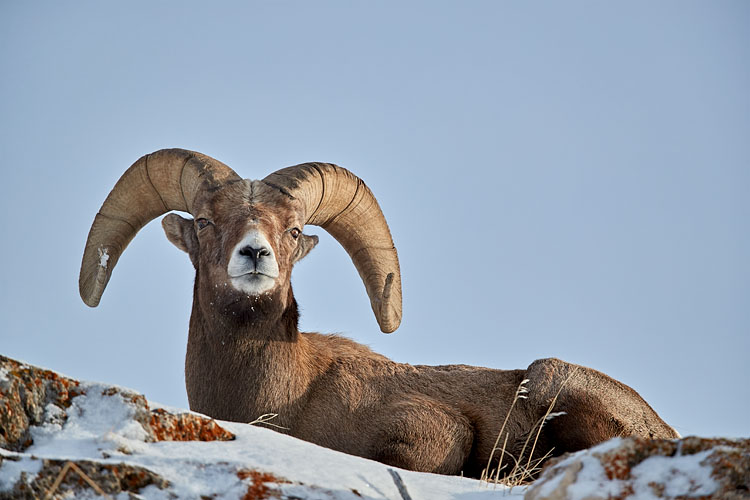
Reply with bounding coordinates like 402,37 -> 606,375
481,366 -> 580,487
482,378 -> 528,480
248,413 -> 289,430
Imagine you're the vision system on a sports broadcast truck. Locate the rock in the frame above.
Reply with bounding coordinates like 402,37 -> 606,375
0,455 -> 169,499
0,355 -> 83,451
525,436 -> 750,500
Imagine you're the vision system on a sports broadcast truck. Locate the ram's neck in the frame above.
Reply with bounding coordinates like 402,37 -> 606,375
184,285 -> 318,425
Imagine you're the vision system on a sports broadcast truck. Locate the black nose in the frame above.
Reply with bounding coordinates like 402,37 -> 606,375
239,245 -> 271,266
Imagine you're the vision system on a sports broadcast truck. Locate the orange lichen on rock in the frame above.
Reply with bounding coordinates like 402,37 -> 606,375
527,436 -> 750,500
237,469 -> 287,500
0,355 -> 84,451
149,408 -> 235,442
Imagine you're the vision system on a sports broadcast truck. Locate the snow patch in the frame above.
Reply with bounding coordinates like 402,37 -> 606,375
565,454 -> 626,499
0,456 -> 41,492
98,247 -> 109,268
631,450 -> 717,497
27,383 -> 149,460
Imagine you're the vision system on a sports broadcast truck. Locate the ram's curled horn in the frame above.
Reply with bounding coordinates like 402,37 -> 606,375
263,163 -> 402,333
79,149 -> 241,307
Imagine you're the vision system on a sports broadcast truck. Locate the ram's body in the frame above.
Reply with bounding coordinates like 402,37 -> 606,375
80,149 -> 678,477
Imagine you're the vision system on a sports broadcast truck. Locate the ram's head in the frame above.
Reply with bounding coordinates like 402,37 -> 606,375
79,149 -> 402,333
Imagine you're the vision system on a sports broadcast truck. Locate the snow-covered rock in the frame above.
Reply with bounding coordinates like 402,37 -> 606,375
2,354 -> 746,499
525,435 -> 750,500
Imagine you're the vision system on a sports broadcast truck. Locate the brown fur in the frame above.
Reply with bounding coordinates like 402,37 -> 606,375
160,178 -> 678,478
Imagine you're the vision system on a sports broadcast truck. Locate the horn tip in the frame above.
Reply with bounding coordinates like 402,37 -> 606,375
379,324 -> 399,334
79,246 -> 112,308
81,294 -> 101,308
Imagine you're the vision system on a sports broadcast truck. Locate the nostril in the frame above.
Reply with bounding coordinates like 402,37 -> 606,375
238,245 -> 271,263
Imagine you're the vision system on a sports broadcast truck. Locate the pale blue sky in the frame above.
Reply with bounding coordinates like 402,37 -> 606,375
1,1 -> 748,438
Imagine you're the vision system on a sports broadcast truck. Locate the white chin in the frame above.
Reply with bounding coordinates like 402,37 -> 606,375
230,275 -> 276,295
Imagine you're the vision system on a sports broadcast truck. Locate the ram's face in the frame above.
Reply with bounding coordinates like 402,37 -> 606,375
162,180 -> 318,313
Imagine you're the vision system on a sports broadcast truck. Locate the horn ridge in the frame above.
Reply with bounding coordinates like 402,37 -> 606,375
144,153 -> 169,212
307,163 -> 326,223
318,176 -> 362,230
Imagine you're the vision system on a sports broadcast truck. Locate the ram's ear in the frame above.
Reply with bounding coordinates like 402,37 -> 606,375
162,214 -> 199,267
292,233 -> 318,264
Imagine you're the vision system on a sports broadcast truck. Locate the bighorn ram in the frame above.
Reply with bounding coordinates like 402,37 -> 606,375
80,149 -> 677,477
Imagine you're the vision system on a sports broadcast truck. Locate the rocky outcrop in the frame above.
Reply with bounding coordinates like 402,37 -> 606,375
525,436 -> 750,500
0,354 -> 234,450
0,354 -> 235,499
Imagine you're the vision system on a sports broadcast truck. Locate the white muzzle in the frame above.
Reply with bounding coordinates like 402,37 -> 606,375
227,229 -> 280,295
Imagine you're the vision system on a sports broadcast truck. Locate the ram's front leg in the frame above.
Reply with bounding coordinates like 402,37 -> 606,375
370,398 -> 474,475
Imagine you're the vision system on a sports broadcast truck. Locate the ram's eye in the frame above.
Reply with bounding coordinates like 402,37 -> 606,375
196,218 -> 210,230
289,228 -> 301,239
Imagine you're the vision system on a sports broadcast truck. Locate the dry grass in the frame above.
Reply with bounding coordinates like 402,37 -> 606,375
248,412 -> 289,430
43,461 -> 112,500
480,367 -> 579,488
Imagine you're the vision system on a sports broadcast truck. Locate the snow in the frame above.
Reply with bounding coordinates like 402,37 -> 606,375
0,456 -> 41,492
27,385 -> 150,460
0,379 -> 524,499
564,456 -> 626,499
630,451 -> 717,498
98,247 -> 109,268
